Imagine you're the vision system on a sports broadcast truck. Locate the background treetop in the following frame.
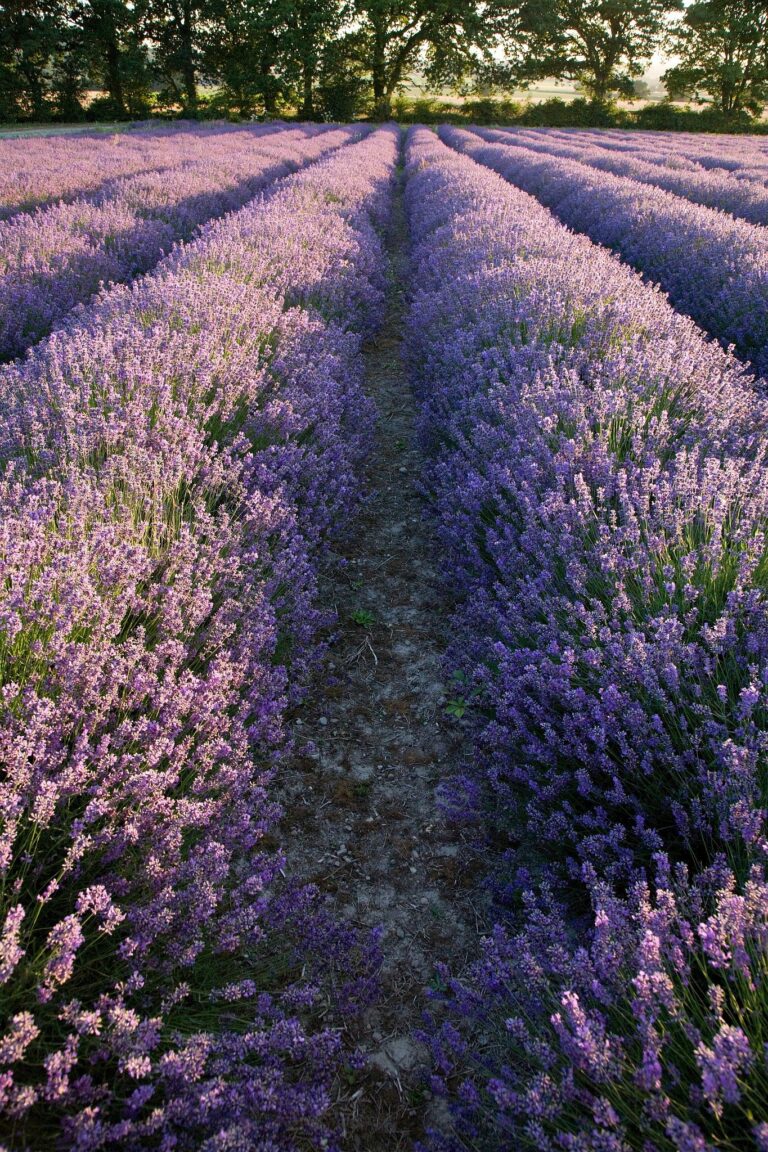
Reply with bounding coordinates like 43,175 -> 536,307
0,0 -> 766,124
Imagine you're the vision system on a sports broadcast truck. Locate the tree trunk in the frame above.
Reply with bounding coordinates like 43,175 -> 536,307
105,36 -> 125,113
21,57 -> 48,120
371,17 -> 389,119
300,59 -> 315,119
590,65 -> 610,104
720,79 -> 735,115
181,1 -> 197,116
373,89 -> 391,118
258,49 -> 277,115
182,55 -> 197,115
262,70 -> 278,116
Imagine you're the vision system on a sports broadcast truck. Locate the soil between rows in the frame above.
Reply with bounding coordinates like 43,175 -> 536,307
278,163 -> 485,1148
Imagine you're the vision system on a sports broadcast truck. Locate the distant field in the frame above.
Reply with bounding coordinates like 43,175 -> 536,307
0,120 -> 126,137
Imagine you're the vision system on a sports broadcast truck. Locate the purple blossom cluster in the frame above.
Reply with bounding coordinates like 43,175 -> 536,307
479,126 -> 768,227
0,124 -> 398,1149
0,121 -> 286,222
507,127 -> 768,185
404,126 -> 768,1150
422,857 -> 768,1152
0,122 -> 358,362
438,125 -> 768,378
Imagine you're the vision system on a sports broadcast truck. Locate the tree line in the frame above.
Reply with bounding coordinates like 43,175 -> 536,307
1,0 -> 767,123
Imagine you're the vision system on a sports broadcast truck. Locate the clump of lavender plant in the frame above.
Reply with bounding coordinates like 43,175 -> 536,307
404,125 -> 768,1151
0,126 -> 398,1149
422,856 -> 768,1152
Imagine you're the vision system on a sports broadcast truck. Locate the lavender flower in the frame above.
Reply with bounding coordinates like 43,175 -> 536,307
0,125 -> 399,1149
0,122 -> 364,361
440,124 -> 768,377
405,125 -> 768,1152
478,126 -> 768,227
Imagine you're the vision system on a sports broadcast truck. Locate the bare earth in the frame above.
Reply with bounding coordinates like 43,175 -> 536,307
278,168 -> 484,1149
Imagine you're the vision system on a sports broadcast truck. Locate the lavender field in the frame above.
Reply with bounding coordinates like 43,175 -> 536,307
1,120 -> 767,1152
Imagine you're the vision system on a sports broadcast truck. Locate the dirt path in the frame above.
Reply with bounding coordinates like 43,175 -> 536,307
278,163 -> 482,1148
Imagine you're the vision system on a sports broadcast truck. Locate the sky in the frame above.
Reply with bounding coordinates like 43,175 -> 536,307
646,50 -> 674,84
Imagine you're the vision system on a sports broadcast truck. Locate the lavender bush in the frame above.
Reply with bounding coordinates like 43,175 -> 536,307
422,855 -> 768,1152
439,125 -> 768,378
0,122 -> 358,362
0,121 -> 286,222
404,126 -> 768,1151
596,131 -> 768,184
0,125 -> 399,1150
504,128 -> 768,184
476,127 -> 768,227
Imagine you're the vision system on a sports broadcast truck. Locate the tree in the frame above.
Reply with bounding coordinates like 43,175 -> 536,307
346,0 -> 507,119
201,0 -> 348,120
142,0 -> 207,115
48,16 -> 89,118
314,32 -> 368,120
74,0 -> 125,111
202,0 -> 287,116
285,0 -> 349,119
0,0 -> 64,120
69,0 -> 150,116
507,0 -> 681,104
663,0 -> 768,117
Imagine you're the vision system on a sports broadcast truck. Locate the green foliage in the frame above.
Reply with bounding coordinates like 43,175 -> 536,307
386,92 -> 768,132
342,0 -> 512,119
635,97 -> 768,131
200,0 -> 287,118
316,72 -> 369,120
286,0 -> 351,119
48,38 -> 89,120
445,697 -> 469,718
445,669 -> 480,718
2,0 -> 767,128
74,0 -> 153,118
458,96 -> 525,123
507,0 -> 682,104
388,94 -> 623,127
518,95 -> 624,125
141,0 -> 205,116
0,0 -> 153,123
391,96 -> 448,122
389,95 -> 520,124
663,0 -> 768,116
0,0 -> 66,122
85,90 -> 153,120
350,608 -> 376,627
316,36 -> 369,120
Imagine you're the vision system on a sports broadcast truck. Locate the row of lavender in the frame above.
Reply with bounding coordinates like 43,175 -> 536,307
510,128 -> 768,184
404,127 -> 768,1150
0,125 -> 398,1150
482,127 -> 768,227
440,125 -> 768,380
595,129 -> 768,183
0,123 -> 358,363
0,122 -> 286,222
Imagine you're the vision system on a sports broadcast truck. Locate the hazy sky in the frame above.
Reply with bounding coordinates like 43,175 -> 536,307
645,51 -> 673,83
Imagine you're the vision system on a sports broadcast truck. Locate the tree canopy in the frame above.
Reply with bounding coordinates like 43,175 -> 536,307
503,0 -> 681,103
0,0 -> 766,122
664,0 -> 768,116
